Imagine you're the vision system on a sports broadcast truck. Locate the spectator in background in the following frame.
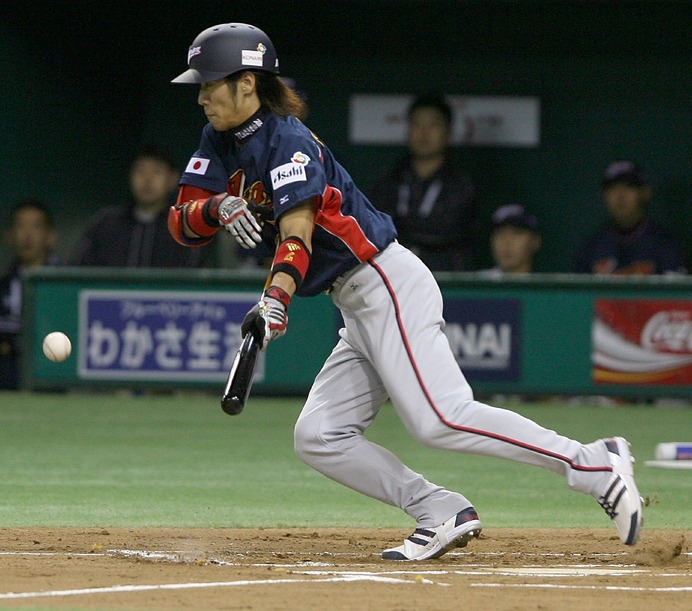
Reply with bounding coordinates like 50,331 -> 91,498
0,201 -> 60,389
572,160 -> 687,275
368,94 -> 480,271
480,204 -> 542,277
72,145 -> 214,268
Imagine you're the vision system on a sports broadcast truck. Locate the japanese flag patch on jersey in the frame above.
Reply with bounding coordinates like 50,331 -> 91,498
185,157 -> 210,175
270,152 -> 310,189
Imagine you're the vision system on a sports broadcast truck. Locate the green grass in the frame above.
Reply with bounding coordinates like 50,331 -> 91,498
0,391 -> 689,530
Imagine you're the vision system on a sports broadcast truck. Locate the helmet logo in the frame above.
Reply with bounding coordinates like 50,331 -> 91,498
187,46 -> 202,64
257,43 -> 267,55
241,49 -> 264,67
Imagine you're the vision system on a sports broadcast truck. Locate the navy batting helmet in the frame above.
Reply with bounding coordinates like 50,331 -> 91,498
172,23 -> 279,84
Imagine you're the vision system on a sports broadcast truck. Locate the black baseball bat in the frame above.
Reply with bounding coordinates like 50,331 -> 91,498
221,233 -> 275,416
221,330 -> 260,415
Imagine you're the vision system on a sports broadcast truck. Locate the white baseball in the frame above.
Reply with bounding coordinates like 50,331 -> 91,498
42,332 -> 72,362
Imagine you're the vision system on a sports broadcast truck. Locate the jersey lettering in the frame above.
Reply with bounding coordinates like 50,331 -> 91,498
309,129 -> 326,148
226,170 -> 245,197
227,170 -> 272,211
271,162 -> 307,189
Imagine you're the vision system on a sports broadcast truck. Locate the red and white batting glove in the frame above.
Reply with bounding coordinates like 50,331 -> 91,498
241,286 -> 291,351
206,193 -> 263,249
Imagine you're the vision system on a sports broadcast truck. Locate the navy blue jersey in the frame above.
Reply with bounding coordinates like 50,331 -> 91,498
180,110 -> 397,296
572,218 -> 687,275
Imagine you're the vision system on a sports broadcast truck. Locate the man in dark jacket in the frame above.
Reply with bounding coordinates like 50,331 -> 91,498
72,145 -> 214,268
368,94 -> 480,271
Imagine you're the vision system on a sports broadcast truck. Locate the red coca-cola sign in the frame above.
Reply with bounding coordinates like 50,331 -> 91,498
641,311 -> 692,353
592,300 -> 692,385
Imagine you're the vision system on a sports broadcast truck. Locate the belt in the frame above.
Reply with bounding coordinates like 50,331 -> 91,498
326,262 -> 365,295
325,241 -> 397,294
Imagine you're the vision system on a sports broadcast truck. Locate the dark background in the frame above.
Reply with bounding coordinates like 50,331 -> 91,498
2,0 -> 690,271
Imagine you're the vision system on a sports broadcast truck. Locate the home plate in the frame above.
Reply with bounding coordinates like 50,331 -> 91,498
645,460 -> 692,470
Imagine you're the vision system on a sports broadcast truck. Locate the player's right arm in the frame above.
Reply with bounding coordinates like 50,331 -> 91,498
168,184 -> 264,248
168,184 -> 219,247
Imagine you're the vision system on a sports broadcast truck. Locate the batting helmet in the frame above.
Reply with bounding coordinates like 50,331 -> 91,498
172,23 -> 279,84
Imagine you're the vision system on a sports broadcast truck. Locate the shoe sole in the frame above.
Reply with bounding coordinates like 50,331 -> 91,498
418,519 -> 483,561
623,499 -> 642,545
610,437 -> 643,545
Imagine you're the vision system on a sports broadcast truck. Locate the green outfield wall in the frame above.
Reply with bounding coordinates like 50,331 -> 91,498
2,2 -> 690,274
22,268 -> 692,399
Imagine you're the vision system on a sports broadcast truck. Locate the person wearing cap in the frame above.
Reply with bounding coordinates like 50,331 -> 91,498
572,161 -> 687,275
480,204 -> 541,277
167,22 -> 644,561
368,94 -> 480,272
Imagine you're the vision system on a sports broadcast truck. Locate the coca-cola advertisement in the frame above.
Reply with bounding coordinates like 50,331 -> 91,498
592,299 -> 692,385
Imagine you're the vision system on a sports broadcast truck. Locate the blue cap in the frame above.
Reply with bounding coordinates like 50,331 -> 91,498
491,204 -> 539,232
602,160 -> 647,188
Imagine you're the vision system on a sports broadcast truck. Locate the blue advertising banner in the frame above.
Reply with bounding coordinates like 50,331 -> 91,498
443,298 -> 522,382
78,290 -> 262,382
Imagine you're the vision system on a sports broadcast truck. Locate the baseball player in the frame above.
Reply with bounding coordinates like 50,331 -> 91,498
168,23 -> 642,560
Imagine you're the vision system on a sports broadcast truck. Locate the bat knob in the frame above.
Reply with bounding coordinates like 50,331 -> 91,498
221,331 -> 259,416
221,395 -> 244,415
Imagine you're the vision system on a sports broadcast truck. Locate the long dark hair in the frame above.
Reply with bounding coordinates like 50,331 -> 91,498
226,71 -> 307,121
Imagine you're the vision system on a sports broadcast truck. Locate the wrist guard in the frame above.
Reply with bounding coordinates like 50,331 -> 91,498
179,196 -> 223,238
271,236 -> 311,290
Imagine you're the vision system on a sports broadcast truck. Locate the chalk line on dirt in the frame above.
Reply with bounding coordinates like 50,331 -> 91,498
472,583 -> 692,592
0,576 -> 444,600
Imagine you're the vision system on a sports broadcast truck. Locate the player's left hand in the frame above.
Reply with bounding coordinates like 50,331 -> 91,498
241,286 -> 291,351
209,194 -> 263,249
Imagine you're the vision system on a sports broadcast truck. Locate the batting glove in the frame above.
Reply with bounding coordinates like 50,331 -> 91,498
206,194 -> 263,249
241,286 -> 291,351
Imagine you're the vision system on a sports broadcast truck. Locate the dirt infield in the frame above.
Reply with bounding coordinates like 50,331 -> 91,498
0,527 -> 689,609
